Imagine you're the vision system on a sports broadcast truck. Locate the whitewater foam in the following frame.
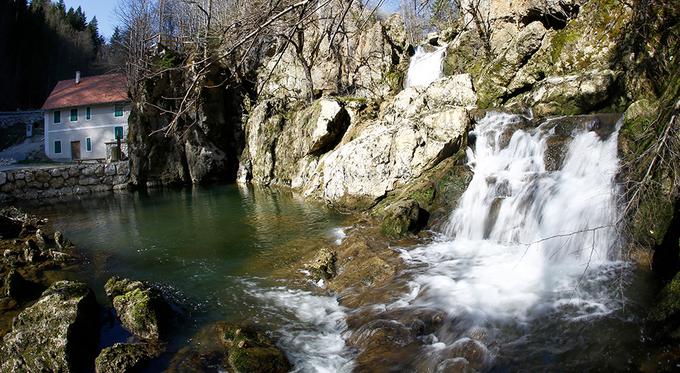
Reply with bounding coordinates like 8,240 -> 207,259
251,286 -> 354,373
402,112 -> 624,322
404,45 -> 446,88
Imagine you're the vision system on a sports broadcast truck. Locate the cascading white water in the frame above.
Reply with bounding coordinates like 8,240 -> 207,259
404,45 -> 446,88
247,283 -> 354,373
401,112 -> 624,322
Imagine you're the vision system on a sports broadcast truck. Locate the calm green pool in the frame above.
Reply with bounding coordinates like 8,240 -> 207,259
25,184 -> 356,372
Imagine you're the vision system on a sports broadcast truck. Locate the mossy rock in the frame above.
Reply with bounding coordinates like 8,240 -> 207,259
650,272 -> 680,323
379,200 -> 429,238
373,151 -> 472,231
105,277 -> 170,341
227,345 -> 290,373
0,281 -> 98,373
167,321 -> 291,372
95,343 -> 158,373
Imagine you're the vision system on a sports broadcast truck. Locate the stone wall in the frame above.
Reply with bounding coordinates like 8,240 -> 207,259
0,161 -> 130,201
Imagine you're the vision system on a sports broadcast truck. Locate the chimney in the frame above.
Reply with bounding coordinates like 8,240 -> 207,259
75,71 -> 81,84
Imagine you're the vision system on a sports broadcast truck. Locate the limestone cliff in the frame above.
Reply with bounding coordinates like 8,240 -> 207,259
128,54 -> 247,187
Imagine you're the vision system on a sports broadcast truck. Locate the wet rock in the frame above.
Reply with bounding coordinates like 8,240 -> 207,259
23,239 -> 42,263
544,113 -> 620,139
349,319 -> 423,372
349,319 -> 417,349
380,200 -> 430,237
35,229 -> 48,249
167,322 -> 291,373
439,338 -> 491,371
104,277 -> 170,341
3,269 -> 32,300
544,136 -> 568,171
0,214 -> 22,239
522,69 -> 617,117
95,342 -> 158,373
329,241 -> 397,294
54,231 -> 67,249
306,248 -> 337,280
436,357 -> 472,373
0,281 -> 98,373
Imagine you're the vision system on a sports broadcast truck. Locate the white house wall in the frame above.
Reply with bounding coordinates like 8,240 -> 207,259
45,103 -> 130,160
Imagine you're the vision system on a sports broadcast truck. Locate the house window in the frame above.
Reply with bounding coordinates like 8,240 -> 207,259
86,107 -> 91,120
86,138 -> 92,152
114,105 -> 124,117
54,140 -> 62,154
70,108 -> 78,121
53,111 -> 61,124
114,126 -> 124,140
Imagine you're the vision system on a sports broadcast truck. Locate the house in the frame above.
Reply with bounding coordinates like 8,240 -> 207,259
42,72 -> 130,161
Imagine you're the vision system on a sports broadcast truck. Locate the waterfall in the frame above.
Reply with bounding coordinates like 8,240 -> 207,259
404,46 -> 446,88
402,112 -> 624,322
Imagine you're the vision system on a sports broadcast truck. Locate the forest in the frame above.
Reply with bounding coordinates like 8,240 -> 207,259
0,0 -> 123,110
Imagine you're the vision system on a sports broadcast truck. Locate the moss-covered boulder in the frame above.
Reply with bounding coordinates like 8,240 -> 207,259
95,343 -> 158,373
104,277 -> 171,341
167,321 -> 291,373
0,281 -> 98,373
379,200 -> 430,238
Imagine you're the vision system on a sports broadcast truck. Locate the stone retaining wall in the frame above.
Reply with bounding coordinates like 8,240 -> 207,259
0,161 -> 129,201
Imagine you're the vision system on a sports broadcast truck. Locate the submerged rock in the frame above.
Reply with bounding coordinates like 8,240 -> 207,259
167,321 -> 291,373
95,342 -> 159,373
104,277 -> 171,341
0,281 -> 98,373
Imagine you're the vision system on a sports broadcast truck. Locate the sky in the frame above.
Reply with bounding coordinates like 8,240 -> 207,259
62,0 -> 119,40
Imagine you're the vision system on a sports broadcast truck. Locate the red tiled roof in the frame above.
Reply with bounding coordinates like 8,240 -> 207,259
42,73 -> 129,110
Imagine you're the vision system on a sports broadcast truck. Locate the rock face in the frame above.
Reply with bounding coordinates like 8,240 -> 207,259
167,322 -> 291,373
240,98 -> 351,186
444,0 -> 631,115
128,60 -> 245,187
104,277 -> 170,341
0,281 -> 98,373
240,74 -> 475,208
259,8 -> 408,101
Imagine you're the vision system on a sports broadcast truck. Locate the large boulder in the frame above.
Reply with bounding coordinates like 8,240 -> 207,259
309,77 -> 474,207
513,69 -> 617,116
240,98 -> 351,186
0,281 -> 98,373
104,277 -> 171,341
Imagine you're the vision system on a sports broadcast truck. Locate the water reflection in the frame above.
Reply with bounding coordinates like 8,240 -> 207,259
23,184 -> 347,326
